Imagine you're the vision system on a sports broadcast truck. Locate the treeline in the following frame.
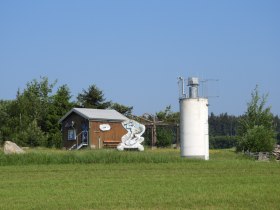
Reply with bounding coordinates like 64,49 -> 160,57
209,113 -> 239,149
144,103 -> 280,149
0,77 -> 279,149
0,77 -> 133,148
209,112 -> 280,149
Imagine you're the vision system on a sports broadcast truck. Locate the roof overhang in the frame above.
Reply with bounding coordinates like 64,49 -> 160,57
58,108 -> 129,124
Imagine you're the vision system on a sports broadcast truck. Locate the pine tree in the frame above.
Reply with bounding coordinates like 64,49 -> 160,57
77,85 -> 111,109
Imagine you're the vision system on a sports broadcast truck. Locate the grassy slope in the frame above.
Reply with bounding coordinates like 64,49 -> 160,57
0,149 -> 279,209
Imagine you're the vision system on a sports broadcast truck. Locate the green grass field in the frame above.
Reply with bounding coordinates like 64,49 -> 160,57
0,149 -> 279,209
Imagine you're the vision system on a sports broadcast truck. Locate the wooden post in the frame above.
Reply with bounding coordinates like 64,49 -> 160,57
151,127 -> 154,147
152,116 -> 157,149
76,131 -> 78,150
176,124 -> 180,149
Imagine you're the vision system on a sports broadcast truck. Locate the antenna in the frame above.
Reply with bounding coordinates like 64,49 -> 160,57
177,77 -> 186,99
200,79 -> 219,98
178,76 -> 220,99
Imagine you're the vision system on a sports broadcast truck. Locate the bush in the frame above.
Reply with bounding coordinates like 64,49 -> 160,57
15,120 -> 48,147
143,127 -> 152,146
143,127 -> 174,147
156,128 -> 173,147
47,130 -> 62,148
238,125 -> 275,152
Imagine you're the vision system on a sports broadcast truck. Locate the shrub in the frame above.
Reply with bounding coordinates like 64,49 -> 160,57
15,120 -> 48,147
48,130 -> 62,148
143,127 -> 152,146
156,128 -> 173,147
238,125 -> 275,152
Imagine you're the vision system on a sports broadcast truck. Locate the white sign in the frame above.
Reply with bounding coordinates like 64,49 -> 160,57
99,124 -> 111,131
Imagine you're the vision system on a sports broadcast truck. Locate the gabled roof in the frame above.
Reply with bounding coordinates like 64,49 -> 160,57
58,108 -> 129,123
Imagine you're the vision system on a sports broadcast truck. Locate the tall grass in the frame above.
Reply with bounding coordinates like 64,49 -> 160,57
0,148 -> 180,165
0,148 -> 243,166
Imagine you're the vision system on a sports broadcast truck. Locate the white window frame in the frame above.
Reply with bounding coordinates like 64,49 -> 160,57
68,129 -> 76,140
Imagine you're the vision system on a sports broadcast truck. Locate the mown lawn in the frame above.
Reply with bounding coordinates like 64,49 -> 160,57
0,149 -> 279,209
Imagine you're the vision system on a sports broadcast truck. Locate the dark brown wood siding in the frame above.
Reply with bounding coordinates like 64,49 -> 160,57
89,121 -> 127,149
62,113 -> 89,149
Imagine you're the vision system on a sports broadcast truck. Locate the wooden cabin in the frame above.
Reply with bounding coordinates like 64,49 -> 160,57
59,108 -> 128,150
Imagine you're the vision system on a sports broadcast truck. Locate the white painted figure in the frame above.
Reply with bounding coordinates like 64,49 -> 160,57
117,120 -> 145,151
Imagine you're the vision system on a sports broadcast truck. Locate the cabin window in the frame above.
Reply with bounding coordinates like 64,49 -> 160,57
68,129 -> 76,140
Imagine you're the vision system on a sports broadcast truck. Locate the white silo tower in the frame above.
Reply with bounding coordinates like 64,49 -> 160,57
178,77 -> 209,160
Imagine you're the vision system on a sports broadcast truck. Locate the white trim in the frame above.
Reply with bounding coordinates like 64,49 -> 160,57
68,129 -> 76,140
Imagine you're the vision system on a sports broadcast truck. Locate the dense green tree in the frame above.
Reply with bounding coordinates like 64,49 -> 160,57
156,105 -> 179,123
52,85 -> 73,113
237,86 -> 276,152
156,127 -> 174,147
14,80 -> 74,148
2,77 -> 60,147
273,115 -> 280,144
47,84 -> 74,147
77,85 -> 111,109
0,100 -> 14,144
110,103 -> 133,117
209,112 -> 238,136
238,125 -> 275,152
15,120 -> 48,147
14,77 -> 56,131
209,136 -> 237,149
208,113 -> 239,149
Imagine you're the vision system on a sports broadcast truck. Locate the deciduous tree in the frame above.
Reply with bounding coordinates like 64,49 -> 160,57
110,103 -> 133,117
237,86 -> 276,152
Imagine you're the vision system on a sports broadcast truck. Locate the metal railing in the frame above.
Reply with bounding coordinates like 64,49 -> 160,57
69,131 -> 88,150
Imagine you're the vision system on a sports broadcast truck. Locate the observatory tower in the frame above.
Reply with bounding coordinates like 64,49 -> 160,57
178,77 -> 209,160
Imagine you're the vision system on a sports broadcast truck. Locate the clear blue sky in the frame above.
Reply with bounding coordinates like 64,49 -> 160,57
0,0 -> 279,116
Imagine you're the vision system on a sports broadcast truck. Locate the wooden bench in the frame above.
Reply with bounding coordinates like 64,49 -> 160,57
103,140 -> 120,148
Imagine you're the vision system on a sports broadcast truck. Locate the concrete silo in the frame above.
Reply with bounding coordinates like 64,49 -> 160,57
178,77 -> 209,160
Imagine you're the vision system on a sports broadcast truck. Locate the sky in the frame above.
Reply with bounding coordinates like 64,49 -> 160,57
0,0 -> 279,116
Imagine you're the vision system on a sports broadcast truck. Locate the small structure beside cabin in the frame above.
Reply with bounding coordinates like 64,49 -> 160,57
59,108 -> 128,150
